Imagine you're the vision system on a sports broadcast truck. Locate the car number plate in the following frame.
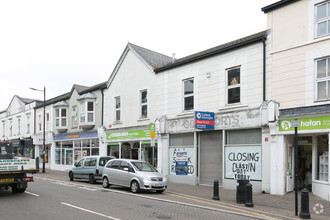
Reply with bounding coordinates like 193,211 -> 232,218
155,183 -> 163,187
0,178 -> 14,183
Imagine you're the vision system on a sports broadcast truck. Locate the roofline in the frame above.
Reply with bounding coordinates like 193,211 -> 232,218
154,32 -> 267,73
261,0 -> 300,13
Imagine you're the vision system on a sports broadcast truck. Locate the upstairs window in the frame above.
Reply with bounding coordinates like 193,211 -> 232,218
38,114 -> 42,132
72,106 -> 78,128
227,67 -> 241,104
46,112 -> 50,131
80,101 -> 94,123
115,96 -> 121,121
2,121 -> 5,137
183,78 -> 194,111
55,108 -> 67,127
9,119 -> 12,136
140,90 -> 148,118
26,115 -> 30,134
316,57 -> 330,100
316,1 -> 330,37
17,118 -> 21,135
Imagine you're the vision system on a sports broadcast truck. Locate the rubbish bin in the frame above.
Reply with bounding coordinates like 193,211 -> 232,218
236,179 -> 249,204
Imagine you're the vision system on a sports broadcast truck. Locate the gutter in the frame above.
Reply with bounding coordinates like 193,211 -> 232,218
155,34 -> 267,73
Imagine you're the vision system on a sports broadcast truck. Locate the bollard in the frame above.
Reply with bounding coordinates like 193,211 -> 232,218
213,180 -> 220,200
245,183 -> 254,207
236,179 -> 249,204
299,188 -> 311,219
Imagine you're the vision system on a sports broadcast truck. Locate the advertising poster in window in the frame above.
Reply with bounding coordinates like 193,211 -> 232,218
169,148 -> 194,176
225,146 -> 261,180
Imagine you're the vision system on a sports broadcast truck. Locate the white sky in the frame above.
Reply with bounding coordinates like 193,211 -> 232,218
0,0 -> 277,110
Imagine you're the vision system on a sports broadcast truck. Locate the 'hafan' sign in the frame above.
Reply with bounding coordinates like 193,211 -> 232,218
279,116 -> 330,132
225,146 -> 261,181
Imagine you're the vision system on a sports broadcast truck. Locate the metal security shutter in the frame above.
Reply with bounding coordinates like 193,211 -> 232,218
200,131 -> 222,186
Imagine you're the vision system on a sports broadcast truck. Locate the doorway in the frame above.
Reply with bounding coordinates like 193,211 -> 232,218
297,136 -> 312,190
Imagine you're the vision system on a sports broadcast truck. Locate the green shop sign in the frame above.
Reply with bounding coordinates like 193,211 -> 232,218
106,123 -> 155,140
279,116 -> 330,132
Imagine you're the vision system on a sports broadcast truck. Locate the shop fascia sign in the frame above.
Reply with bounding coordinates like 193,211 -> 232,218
279,115 -> 330,132
106,123 -> 155,141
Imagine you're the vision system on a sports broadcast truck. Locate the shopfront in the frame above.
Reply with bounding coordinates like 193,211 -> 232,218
11,138 -> 35,158
279,115 -> 330,201
52,131 -> 100,170
106,123 -> 157,167
33,133 -> 53,168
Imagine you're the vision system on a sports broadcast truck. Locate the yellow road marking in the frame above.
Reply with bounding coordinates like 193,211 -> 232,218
166,193 -> 278,220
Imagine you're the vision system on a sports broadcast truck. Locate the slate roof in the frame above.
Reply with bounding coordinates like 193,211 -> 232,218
155,30 -> 268,73
17,96 -> 40,104
280,104 -> 330,118
129,43 -> 172,69
261,0 -> 300,13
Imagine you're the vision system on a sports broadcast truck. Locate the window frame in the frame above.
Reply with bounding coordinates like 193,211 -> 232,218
315,57 -> 330,101
182,78 -> 194,112
140,89 -> 148,119
79,100 -> 95,124
315,1 -> 330,38
115,96 -> 121,122
38,114 -> 42,132
226,66 -> 241,105
55,107 -> 68,128
72,105 -> 78,128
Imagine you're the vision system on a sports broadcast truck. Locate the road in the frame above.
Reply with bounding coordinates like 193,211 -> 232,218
0,177 -> 261,220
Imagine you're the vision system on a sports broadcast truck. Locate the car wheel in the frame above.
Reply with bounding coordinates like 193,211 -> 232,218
130,180 -> 140,193
69,172 -> 74,181
102,177 -> 110,188
89,174 -> 96,184
156,189 -> 165,193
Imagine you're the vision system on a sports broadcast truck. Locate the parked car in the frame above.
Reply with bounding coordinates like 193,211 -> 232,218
68,156 -> 115,184
102,159 -> 167,193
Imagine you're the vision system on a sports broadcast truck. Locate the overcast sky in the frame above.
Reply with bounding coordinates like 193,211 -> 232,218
0,0 -> 276,110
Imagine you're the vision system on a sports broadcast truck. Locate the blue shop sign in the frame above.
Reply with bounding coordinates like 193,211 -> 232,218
195,111 -> 215,130
54,131 -> 98,141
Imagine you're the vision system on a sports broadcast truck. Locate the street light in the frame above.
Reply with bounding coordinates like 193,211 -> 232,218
30,87 -> 46,173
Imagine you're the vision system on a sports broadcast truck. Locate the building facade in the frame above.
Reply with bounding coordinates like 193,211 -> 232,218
0,96 -> 40,158
154,31 -> 278,192
101,43 -> 172,168
263,0 -> 330,201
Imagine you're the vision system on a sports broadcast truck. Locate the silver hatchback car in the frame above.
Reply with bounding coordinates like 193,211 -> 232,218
102,159 -> 167,193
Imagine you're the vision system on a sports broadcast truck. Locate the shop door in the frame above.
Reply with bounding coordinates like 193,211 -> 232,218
200,131 -> 222,186
297,137 -> 312,190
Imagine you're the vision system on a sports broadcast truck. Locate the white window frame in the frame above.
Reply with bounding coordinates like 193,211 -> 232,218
79,100 -> 95,124
140,90 -> 148,118
55,108 -> 68,128
26,115 -> 30,134
17,117 -> 21,135
38,114 -> 42,132
9,119 -> 12,136
72,106 -> 78,128
115,96 -> 121,122
226,67 -> 241,105
315,56 -> 330,101
46,111 -> 50,131
315,1 -> 330,38
2,121 -> 5,137
183,78 -> 194,111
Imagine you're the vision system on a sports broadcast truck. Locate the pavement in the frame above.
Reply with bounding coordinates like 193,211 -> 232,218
33,169 -> 330,220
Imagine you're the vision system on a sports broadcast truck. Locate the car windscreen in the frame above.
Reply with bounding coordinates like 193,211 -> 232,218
131,162 -> 157,172
99,157 -> 114,166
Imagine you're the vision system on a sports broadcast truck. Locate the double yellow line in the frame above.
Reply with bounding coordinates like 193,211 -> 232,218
166,193 -> 279,220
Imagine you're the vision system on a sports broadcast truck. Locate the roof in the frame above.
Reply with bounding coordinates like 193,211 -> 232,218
128,43 -> 172,68
261,0 -> 300,13
154,30 -> 268,73
280,104 -> 330,118
17,96 -> 40,104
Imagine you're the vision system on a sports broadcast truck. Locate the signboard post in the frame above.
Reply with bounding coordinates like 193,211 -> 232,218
291,119 -> 299,216
195,111 -> 214,130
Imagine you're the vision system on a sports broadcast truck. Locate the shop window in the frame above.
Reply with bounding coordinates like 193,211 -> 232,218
142,142 -> 157,168
226,129 -> 261,145
227,67 -> 240,104
316,57 -> 330,100
183,78 -> 194,111
140,90 -> 148,118
108,144 -> 119,158
317,135 -> 328,181
170,133 -> 194,146
316,1 -> 330,38
115,96 -> 121,121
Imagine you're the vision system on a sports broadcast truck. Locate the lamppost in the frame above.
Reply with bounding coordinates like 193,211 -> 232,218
30,87 -> 46,173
